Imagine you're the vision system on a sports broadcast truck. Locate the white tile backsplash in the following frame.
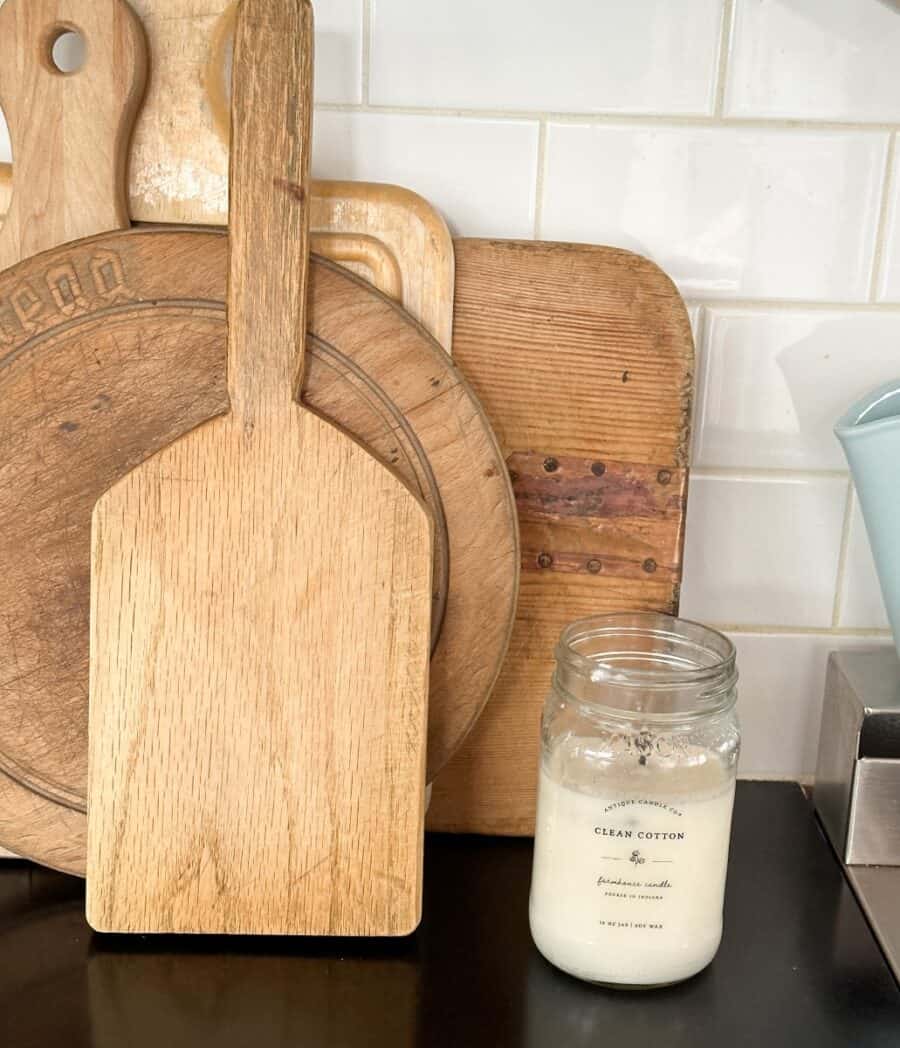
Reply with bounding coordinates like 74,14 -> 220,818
541,124 -> 888,301
311,111 -> 539,237
680,474 -> 848,628
695,308 -> 900,470
838,493 -> 891,631
1,0 -> 898,798
730,633 -> 891,778
370,0 -> 724,115
726,0 -> 900,123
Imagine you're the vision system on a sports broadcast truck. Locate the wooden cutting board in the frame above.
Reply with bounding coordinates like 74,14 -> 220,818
0,233 -> 518,877
0,0 -> 517,875
0,0 -> 145,269
87,0 -> 433,935
427,239 -> 694,836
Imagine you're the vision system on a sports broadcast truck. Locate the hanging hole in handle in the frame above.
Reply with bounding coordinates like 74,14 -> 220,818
47,28 -> 86,76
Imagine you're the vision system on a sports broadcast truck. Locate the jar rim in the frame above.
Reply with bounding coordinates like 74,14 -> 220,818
554,612 -> 738,720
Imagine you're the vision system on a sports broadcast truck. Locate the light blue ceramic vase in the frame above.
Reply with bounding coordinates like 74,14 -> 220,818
835,380 -> 900,658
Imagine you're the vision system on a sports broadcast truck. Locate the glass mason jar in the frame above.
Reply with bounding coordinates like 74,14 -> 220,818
529,612 -> 739,988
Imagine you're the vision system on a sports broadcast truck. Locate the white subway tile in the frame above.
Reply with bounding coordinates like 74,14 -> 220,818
680,474 -> 847,628
838,493 -> 891,631
726,0 -> 900,122
542,124 -> 887,301
312,111 -> 539,238
370,0 -> 723,115
730,633 -> 891,779
313,0 -> 364,104
877,140 -> 900,302
694,308 -> 900,470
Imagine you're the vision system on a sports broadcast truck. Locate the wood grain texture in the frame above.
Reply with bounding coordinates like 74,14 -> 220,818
86,0 -> 434,935
427,238 -> 694,836
0,230 -> 516,878
0,0 -> 146,270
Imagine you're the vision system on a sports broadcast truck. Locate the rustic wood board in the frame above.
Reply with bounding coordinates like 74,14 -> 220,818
0,0 -> 145,270
87,0 -> 434,935
0,231 -> 518,876
427,238 -> 693,836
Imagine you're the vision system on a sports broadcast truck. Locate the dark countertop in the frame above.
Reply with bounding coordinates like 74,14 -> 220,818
0,782 -> 897,1047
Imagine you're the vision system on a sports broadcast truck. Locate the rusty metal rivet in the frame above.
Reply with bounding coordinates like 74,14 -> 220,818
591,461 -> 606,477
543,457 -> 559,473
657,469 -> 672,485
586,559 -> 602,574
537,552 -> 553,569
643,558 -> 658,574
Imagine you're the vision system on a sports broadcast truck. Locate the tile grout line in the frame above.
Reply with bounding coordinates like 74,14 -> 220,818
868,132 -> 896,302
532,120 -> 548,239
314,100 -> 900,134
691,466 -> 849,481
713,0 -> 735,119
710,623 -> 892,638
361,0 -> 372,106
682,296 -> 900,311
831,480 -> 855,629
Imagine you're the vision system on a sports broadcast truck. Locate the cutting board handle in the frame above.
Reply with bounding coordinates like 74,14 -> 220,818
227,0 -> 313,424
0,0 -> 146,271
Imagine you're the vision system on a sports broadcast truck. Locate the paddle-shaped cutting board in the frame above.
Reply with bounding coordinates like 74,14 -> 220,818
0,0 -> 145,269
87,0 -> 433,935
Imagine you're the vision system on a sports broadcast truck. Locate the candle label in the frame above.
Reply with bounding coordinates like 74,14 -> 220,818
591,801 -> 688,912
530,768 -> 735,976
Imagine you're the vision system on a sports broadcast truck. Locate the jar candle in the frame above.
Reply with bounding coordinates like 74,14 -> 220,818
529,613 -> 740,988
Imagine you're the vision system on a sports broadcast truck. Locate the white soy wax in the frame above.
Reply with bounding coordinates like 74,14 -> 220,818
529,751 -> 736,987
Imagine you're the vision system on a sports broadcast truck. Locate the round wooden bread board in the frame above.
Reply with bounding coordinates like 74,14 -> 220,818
0,228 -> 519,875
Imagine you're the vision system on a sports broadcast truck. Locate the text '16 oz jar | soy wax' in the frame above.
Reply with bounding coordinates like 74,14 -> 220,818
529,613 -> 740,988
